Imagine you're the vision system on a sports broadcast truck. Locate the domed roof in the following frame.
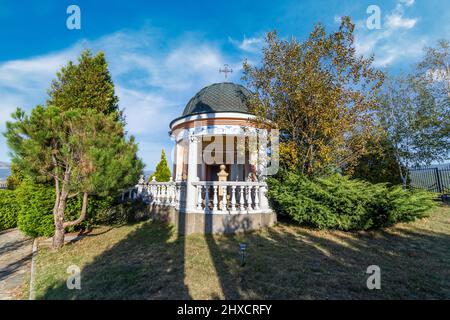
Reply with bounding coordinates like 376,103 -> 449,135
182,82 -> 252,117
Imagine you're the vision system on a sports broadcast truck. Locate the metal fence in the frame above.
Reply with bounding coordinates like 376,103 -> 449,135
408,166 -> 450,196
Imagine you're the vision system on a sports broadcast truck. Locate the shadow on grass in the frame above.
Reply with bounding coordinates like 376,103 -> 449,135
202,207 -> 450,299
41,209 -> 450,299
41,220 -> 191,299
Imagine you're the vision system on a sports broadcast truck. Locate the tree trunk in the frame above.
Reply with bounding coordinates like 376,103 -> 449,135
52,192 -> 67,250
52,222 -> 65,250
52,169 -> 70,250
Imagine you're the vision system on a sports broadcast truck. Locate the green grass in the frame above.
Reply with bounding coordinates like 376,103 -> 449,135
34,205 -> 450,299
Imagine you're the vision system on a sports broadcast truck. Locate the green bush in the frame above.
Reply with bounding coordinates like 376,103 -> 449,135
65,194 -> 115,230
16,179 -> 55,237
267,170 -> 436,230
94,199 -> 148,225
15,179 -> 117,237
0,189 -> 20,231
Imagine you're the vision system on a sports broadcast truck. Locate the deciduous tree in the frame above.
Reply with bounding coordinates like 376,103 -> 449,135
243,17 -> 384,175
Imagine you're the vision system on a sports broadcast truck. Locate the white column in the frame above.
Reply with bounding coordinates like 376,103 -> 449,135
257,129 -> 269,178
249,136 -> 258,182
186,135 -> 199,211
175,140 -> 184,181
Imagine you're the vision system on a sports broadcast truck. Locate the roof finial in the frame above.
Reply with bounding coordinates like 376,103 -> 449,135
219,64 -> 233,80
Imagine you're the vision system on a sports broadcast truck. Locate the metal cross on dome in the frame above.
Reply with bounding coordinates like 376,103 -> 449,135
219,64 -> 233,79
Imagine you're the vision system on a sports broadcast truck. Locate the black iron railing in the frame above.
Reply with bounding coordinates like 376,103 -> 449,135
408,166 -> 450,199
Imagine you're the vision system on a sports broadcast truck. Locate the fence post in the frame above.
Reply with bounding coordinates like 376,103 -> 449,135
435,167 -> 443,194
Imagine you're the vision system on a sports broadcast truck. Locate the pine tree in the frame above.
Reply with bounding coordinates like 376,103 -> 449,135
48,50 -> 119,116
5,50 -> 143,249
150,149 -> 171,182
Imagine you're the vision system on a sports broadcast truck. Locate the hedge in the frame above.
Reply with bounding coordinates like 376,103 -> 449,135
267,170 -> 437,230
13,179 -> 117,237
0,189 -> 20,231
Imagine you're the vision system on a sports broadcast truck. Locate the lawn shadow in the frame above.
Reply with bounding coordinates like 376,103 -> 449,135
40,207 -> 450,299
201,216 -> 450,299
40,220 -> 191,299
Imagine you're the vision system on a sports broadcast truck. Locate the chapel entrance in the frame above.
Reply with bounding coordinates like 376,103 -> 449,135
205,164 -> 230,181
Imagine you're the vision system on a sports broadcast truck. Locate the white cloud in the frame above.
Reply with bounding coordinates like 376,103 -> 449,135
229,36 -> 264,53
0,28 -> 242,168
398,0 -> 415,7
117,86 -> 175,135
354,0 -> 422,67
385,14 -> 417,29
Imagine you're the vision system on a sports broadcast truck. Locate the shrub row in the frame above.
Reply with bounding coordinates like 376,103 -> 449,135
267,170 -> 437,230
0,178 -> 145,236
0,189 -> 20,231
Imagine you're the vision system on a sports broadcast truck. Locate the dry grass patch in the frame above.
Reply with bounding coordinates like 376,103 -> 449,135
34,205 -> 450,299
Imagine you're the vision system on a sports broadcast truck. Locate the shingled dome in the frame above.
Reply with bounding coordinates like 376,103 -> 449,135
182,82 -> 252,117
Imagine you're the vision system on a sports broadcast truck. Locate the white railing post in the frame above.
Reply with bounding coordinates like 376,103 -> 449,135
151,184 -> 156,204
253,185 -> 260,211
137,175 -> 144,196
156,185 -> 161,204
178,183 -> 186,209
239,185 -> 246,212
221,185 -> 227,212
164,185 -> 169,205
246,185 -> 252,211
204,185 -> 210,213
185,181 -> 271,214
170,185 -> 176,206
197,185 -> 203,210
212,185 -> 218,211
160,185 -> 165,204
231,185 -> 237,212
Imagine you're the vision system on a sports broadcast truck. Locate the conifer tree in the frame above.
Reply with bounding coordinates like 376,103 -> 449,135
5,50 -> 143,249
150,149 -> 171,182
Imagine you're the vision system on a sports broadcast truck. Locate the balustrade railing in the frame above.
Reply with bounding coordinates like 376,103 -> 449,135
191,181 -> 269,214
127,177 -> 270,214
130,177 -> 185,209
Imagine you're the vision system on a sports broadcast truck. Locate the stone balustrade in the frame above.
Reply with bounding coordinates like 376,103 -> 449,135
133,177 -> 185,209
131,177 -> 270,215
191,181 -> 270,214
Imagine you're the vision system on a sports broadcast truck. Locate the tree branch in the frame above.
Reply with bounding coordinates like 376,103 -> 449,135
64,192 -> 88,228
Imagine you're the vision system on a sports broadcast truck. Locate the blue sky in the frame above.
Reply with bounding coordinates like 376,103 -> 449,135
0,0 -> 449,170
